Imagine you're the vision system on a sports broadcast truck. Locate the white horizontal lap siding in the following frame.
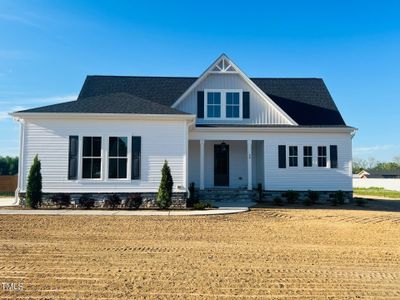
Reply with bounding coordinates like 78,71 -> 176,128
21,118 -> 187,193
176,73 -> 291,125
265,133 -> 352,191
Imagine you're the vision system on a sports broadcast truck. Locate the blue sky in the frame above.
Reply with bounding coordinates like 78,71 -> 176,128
0,0 -> 399,161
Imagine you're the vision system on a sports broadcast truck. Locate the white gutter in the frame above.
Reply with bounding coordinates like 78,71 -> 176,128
192,126 -> 357,134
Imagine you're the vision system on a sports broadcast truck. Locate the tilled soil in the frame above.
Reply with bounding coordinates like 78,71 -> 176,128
0,208 -> 399,299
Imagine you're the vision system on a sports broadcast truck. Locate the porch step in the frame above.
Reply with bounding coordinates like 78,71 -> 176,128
196,189 -> 259,202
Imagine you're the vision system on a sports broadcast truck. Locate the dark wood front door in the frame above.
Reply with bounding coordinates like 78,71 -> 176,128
214,144 -> 229,186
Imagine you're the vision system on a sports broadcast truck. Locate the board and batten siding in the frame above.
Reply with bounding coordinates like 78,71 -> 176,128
176,73 -> 291,125
21,118 -> 187,193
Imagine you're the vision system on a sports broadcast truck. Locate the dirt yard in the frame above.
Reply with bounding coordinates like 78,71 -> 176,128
1,205 -> 399,299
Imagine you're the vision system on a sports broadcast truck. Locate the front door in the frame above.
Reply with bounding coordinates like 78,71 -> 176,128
214,144 -> 229,186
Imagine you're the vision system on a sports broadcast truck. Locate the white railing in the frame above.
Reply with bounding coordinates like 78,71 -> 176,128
353,178 -> 400,191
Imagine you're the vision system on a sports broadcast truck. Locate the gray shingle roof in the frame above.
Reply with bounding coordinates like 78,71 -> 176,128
18,75 -> 346,125
19,93 -> 189,115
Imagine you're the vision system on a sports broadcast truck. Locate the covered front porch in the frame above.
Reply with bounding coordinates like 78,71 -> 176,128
188,139 -> 264,190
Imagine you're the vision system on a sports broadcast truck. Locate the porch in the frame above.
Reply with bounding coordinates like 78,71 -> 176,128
188,140 -> 264,190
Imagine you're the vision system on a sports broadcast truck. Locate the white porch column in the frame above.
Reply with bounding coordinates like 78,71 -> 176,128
200,139 -> 205,190
247,139 -> 252,190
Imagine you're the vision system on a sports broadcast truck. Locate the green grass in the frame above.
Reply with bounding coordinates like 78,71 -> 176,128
354,187 -> 400,199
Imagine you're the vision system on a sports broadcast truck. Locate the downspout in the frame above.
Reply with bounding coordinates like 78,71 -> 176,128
14,117 -> 25,205
185,118 -> 196,199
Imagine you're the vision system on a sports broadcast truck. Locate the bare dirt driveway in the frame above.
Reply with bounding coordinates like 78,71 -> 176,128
0,203 -> 399,299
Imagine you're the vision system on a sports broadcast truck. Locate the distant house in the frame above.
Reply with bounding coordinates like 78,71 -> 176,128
357,170 -> 400,179
11,54 -> 356,206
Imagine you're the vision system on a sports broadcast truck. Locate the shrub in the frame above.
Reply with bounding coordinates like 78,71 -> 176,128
193,201 -> 212,210
106,194 -> 121,209
284,190 -> 299,204
307,190 -> 320,204
156,160 -> 174,209
26,155 -> 42,208
334,190 -> 345,205
79,196 -> 95,209
125,194 -> 143,210
302,197 -> 313,206
273,196 -> 284,206
187,182 -> 196,208
355,198 -> 367,207
51,193 -> 71,209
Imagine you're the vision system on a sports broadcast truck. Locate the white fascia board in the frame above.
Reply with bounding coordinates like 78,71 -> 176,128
191,126 -> 356,134
10,112 -> 196,121
171,54 -> 298,125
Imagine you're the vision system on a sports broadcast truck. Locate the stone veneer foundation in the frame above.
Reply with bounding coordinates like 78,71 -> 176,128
18,192 -> 187,208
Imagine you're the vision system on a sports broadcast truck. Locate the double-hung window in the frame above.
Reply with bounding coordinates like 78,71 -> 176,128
108,137 -> 128,179
207,92 -> 221,118
82,137 -> 102,179
318,146 -> 327,167
303,146 -> 313,167
226,92 -> 240,118
288,146 -> 298,167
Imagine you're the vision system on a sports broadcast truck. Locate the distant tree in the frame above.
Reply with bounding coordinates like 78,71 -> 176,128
0,156 -> 18,175
156,160 -> 174,209
26,155 -> 42,208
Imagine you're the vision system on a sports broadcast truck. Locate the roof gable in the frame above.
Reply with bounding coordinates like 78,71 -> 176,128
171,54 -> 297,125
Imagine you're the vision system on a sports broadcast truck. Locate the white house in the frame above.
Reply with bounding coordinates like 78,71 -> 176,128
11,54 -> 356,206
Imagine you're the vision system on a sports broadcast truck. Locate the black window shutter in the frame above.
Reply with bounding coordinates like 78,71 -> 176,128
197,91 -> 204,118
68,136 -> 78,180
243,91 -> 250,119
278,145 -> 286,168
132,136 -> 141,179
330,145 -> 338,168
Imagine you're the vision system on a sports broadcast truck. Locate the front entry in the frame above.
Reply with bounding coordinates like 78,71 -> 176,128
214,143 -> 229,186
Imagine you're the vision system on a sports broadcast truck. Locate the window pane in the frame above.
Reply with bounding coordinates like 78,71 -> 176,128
207,92 -> 213,104
83,137 -> 91,157
226,106 -> 232,118
226,93 -> 232,105
109,158 -> 117,178
82,158 -> 91,178
109,137 -> 117,157
232,106 -> 239,117
92,158 -> 101,178
207,106 -> 214,117
214,92 -> 221,104
233,93 -> 239,104
118,137 -> 127,156
93,137 -> 101,157
214,106 -> 220,117
119,158 -> 127,178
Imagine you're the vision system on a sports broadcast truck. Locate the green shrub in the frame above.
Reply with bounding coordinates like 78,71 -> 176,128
335,190 -> 345,205
106,194 -> 121,209
302,197 -> 313,206
307,190 -> 320,204
156,160 -> 174,209
79,196 -> 95,209
193,201 -> 212,210
187,182 -> 196,207
26,155 -> 42,208
125,194 -> 143,210
273,196 -> 284,206
355,198 -> 367,207
284,190 -> 299,204
51,193 -> 71,209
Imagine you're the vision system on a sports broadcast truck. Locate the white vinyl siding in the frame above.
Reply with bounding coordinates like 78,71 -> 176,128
176,73 -> 292,125
21,118 -> 187,193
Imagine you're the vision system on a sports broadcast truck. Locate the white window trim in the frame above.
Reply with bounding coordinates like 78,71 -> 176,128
317,145 -> 329,168
303,145 -> 313,168
204,89 -> 243,120
79,136 -> 104,181
106,136 -> 131,181
76,134 -> 135,182
288,145 -> 298,168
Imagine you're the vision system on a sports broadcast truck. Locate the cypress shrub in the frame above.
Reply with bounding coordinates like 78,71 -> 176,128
26,155 -> 42,208
156,160 -> 174,209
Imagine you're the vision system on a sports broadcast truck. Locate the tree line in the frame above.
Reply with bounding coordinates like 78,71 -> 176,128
0,156 -> 19,175
353,156 -> 400,173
